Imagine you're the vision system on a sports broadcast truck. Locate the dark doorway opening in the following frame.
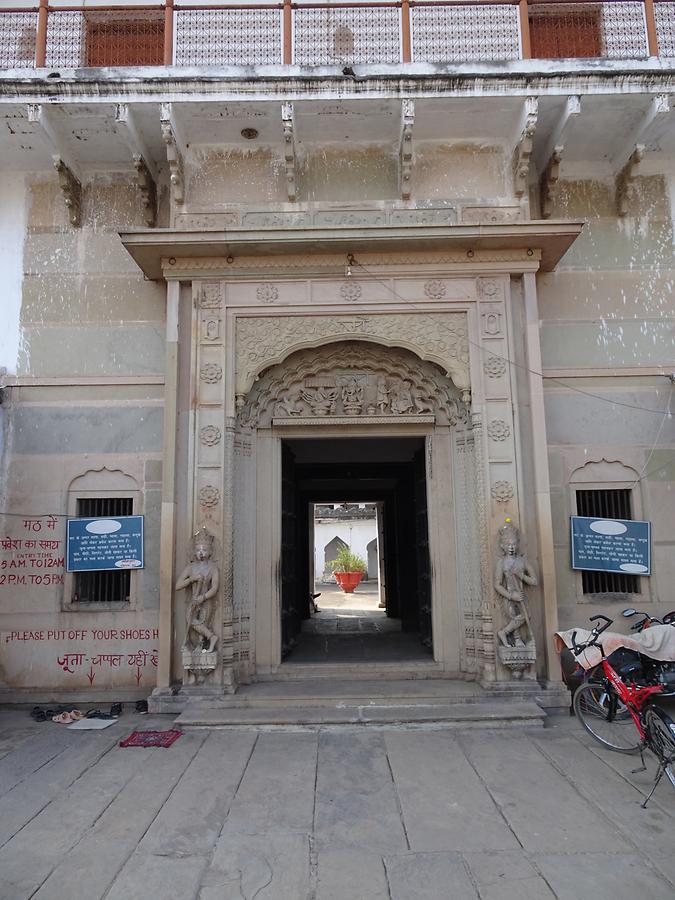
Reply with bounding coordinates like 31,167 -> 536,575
280,436 -> 433,664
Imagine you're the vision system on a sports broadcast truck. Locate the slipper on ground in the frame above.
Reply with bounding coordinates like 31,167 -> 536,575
52,712 -> 72,724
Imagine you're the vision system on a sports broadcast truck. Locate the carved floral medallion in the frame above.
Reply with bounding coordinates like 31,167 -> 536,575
424,280 -> 447,299
484,355 -> 507,379
200,362 -> 223,384
256,284 -> 279,304
487,419 -> 511,442
340,281 -> 362,302
200,425 -> 222,446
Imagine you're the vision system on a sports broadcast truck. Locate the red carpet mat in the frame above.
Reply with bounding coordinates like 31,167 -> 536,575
119,729 -> 183,748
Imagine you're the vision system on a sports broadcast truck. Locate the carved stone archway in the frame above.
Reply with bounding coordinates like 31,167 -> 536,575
238,340 -> 464,429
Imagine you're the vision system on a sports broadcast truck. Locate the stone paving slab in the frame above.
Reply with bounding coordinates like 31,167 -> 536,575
0,709 -> 674,899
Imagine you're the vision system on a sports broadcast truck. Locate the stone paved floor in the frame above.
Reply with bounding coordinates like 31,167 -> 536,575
1,708 -> 674,899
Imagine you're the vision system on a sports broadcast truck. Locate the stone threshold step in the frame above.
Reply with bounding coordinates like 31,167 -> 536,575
200,679 -> 484,708
255,663 -> 449,681
175,700 -> 546,729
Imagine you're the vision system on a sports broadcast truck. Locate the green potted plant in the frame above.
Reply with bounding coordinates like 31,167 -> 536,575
329,546 -> 367,593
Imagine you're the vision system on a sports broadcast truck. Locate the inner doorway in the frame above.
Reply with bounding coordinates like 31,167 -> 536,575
280,436 -> 433,664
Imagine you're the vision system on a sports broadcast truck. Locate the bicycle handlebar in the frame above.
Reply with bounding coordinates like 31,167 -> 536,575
570,615 -> 613,658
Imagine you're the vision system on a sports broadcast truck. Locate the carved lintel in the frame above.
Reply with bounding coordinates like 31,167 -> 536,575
53,157 -> 81,228
512,97 -> 538,198
399,99 -> 414,202
281,102 -> 297,202
540,145 -> 563,219
616,144 -> 645,217
160,103 -> 185,205
133,154 -> 157,227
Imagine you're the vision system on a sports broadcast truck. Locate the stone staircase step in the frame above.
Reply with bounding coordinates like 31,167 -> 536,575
175,699 -> 546,729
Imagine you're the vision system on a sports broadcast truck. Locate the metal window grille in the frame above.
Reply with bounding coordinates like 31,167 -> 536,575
576,489 -> 639,594
655,1 -> 675,56
294,8 -> 400,65
0,12 -> 38,68
73,497 -> 133,603
175,9 -> 282,66
45,10 -> 164,69
412,4 -> 520,63
529,2 -> 648,59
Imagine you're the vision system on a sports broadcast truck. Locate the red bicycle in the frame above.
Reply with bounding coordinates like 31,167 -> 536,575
570,614 -> 675,807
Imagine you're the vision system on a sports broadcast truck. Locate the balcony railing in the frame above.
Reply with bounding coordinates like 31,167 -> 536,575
1,0 -> 673,70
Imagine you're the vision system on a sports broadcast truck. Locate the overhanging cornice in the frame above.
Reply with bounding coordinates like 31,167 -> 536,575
119,221 -> 584,280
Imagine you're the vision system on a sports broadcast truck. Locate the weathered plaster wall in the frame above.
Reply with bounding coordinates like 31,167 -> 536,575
0,173 -> 26,376
0,174 -> 166,698
184,142 -> 510,211
539,176 -> 675,628
414,144 -> 508,201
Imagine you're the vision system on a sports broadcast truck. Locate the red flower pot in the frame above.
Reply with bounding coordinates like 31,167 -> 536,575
334,572 -> 364,593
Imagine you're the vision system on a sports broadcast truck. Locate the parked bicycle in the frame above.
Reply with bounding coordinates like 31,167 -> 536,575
568,614 -> 675,807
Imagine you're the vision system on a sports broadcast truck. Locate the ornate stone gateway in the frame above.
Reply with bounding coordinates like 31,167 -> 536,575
132,235 -> 567,709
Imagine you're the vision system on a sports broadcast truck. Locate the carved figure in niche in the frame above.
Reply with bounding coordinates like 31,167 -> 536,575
274,394 -> 302,417
494,519 -> 537,648
390,379 -> 414,415
341,377 -> 363,414
176,527 -> 219,653
412,387 -> 433,414
376,376 -> 390,414
300,385 -> 338,416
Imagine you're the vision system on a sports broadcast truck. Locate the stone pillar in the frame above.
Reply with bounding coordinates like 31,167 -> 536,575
522,272 -> 559,682
472,408 -> 497,683
220,415 -> 237,693
156,279 -> 180,689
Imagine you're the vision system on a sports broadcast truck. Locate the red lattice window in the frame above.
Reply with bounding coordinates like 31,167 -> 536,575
84,11 -> 164,67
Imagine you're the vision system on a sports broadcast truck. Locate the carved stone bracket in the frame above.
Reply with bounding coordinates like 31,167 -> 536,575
540,146 -> 562,220
281,102 -> 297,203
160,103 -> 185,205
133,155 -> 157,227
616,144 -> 645,217
53,157 -> 82,228
399,99 -> 414,202
116,104 -> 158,226
535,95 -> 580,218
512,97 -> 538,199
27,105 -> 83,227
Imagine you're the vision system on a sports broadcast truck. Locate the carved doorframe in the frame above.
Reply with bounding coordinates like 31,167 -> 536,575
162,254 -> 554,689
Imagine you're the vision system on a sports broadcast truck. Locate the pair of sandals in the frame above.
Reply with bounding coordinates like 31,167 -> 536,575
52,710 -> 84,724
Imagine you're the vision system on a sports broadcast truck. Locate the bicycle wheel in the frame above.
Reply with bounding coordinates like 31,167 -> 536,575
573,682 -> 641,754
645,706 -> 675,788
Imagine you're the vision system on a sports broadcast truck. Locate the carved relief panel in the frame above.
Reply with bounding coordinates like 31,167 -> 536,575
238,342 -> 462,430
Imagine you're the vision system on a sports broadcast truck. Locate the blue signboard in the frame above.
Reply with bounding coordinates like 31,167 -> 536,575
570,516 -> 650,576
67,516 -> 144,573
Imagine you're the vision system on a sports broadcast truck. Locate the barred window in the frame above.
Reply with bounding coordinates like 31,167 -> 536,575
576,488 -> 639,595
73,497 -> 133,604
